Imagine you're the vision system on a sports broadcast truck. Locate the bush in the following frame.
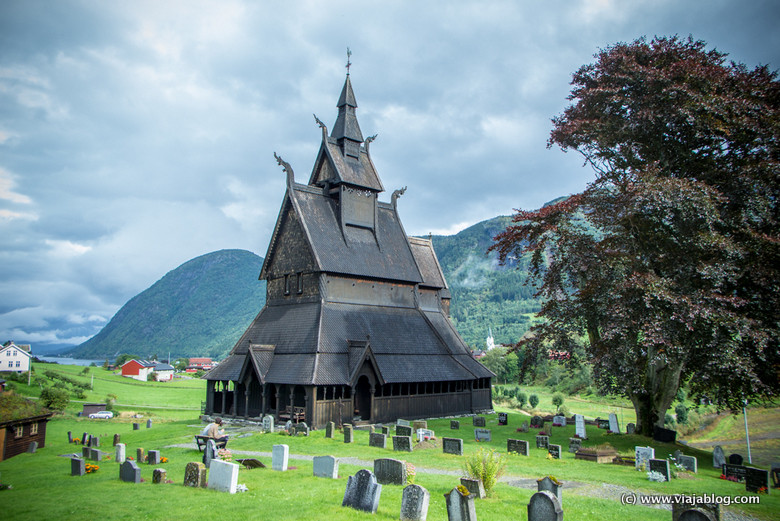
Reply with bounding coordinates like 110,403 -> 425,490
664,413 -> 676,428
40,386 -> 70,411
517,392 -> 527,408
529,394 -> 539,409
675,404 -> 689,425
552,392 -> 565,412
558,405 -> 570,417
462,448 -> 506,496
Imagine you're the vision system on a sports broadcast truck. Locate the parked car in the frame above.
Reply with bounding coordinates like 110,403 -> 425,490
89,411 -> 114,419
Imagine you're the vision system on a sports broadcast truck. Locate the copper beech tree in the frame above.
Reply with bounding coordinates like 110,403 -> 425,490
491,36 -> 779,435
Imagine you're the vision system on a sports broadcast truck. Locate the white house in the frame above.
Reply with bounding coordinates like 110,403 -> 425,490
152,362 -> 175,381
1,342 -> 31,373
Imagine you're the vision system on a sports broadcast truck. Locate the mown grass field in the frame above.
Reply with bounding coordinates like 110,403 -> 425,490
0,364 -> 777,520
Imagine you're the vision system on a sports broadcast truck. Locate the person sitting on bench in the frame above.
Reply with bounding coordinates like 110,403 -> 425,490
201,417 -> 229,448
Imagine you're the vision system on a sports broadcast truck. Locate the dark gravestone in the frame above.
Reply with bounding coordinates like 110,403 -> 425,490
81,432 -> 88,445
148,450 -> 161,465
400,484 -> 430,521
82,447 -> 90,458
119,460 -> 141,483
393,435 -> 413,452
203,439 -> 217,468
369,432 -> 388,449
527,490 -> 563,521
294,422 -> 310,436
649,458 -> 671,482
152,468 -> 166,484
374,458 -> 407,486
146,419 -> 152,429
343,424 -> 353,443
68,431 -> 73,443
397,425 -> 413,437
183,462 -> 207,488
443,437 -> 463,456
626,423 -> 636,434
325,421 -> 335,439
536,435 -> 549,449
723,464 -> 747,482
474,428 -> 491,442
113,434 -> 120,446
548,444 -> 561,459
89,448 -> 101,462
745,467 -> 770,494
89,436 -> 99,448
133,423 -> 139,430
568,438 -> 582,453
498,413 -> 508,425
508,438 -> 529,456
672,503 -> 720,521
772,462 -> 780,488
472,416 -> 486,427
596,418 -> 610,429
712,446 -> 726,468
451,420 -> 460,430
342,469 -> 382,514
460,477 -> 486,499
530,416 -> 544,429
537,476 -> 564,505
381,426 -> 390,435
678,455 -> 698,473
728,453 -> 744,465
653,425 -> 677,443
444,486 -> 477,521
27,441 -> 38,453
71,458 -> 85,477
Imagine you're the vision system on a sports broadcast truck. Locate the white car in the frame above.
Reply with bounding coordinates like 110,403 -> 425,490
88,411 -> 114,419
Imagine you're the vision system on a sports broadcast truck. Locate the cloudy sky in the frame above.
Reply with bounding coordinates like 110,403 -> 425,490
1,1 -> 778,351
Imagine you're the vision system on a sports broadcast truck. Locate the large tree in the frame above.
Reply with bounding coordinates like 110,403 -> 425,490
491,36 -> 779,435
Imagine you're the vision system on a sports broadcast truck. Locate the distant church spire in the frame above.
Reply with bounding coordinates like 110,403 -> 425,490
331,50 -> 363,157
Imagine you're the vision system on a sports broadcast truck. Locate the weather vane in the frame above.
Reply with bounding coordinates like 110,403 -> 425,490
346,47 -> 352,75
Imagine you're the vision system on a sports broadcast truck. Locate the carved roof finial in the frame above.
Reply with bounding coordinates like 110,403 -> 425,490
274,152 -> 295,187
391,186 -> 407,210
313,114 -> 328,141
365,133 -> 377,154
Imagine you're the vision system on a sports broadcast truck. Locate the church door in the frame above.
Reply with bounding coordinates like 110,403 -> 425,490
355,375 -> 372,421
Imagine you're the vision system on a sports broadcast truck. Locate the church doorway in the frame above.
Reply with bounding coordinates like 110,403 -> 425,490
355,375 -> 372,421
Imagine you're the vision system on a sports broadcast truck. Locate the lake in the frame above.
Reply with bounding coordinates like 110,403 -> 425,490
37,356 -> 109,366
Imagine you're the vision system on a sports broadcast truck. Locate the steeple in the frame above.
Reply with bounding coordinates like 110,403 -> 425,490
331,74 -> 364,158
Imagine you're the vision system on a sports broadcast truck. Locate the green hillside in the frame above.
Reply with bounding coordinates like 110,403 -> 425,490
69,249 -> 266,360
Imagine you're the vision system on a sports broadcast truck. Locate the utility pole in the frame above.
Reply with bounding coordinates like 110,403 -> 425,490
743,399 -> 752,464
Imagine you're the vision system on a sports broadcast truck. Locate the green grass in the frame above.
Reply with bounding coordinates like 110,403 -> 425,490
2,365 -> 777,520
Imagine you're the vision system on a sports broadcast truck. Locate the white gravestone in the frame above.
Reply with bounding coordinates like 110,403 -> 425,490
207,459 -> 239,493
635,446 -> 655,471
272,444 -> 289,471
115,443 -> 126,464
608,412 -> 620,433
575,414 -> 587,439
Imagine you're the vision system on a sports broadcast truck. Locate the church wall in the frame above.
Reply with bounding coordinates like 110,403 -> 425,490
265,206 -> 319,302
322,275 -> 416,307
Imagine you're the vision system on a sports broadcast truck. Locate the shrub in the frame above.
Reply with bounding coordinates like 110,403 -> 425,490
552,392 -> 565,412
462,448 -> 506,496
517,392 -> 527,408
675,404 -> 689,425
664,413 -> 676,428
40,386 -> 70,411
529,394 -> 539,409
558,405 -> 570,417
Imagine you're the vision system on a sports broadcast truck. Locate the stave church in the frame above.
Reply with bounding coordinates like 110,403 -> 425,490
204,69 -> 493,427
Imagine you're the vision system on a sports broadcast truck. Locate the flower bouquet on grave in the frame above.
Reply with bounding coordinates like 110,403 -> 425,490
217,448 -> 232,462
73,438 -> 80,445
538,431 -> 549,436
85,463 -> 100,474
719,474 -> 738,482
758,486 -> 768,494
647,470 -> 666,482
161,457 -> 168,463
546,452 -> 554,461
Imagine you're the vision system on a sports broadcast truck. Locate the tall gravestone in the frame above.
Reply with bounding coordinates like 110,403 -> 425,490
401,484 -> 430,521
272,444 -> 289,471
208,459 -> 239,494
342,469 -> 382,514
115,443 -> 126,464
574,414 -> 586,439
137,448 -> 145,464
608,412 -> 620,433
444,486 -> 477,521
119,460 -> 141,483
146,419 -> 152,429
527,490 -> 563,521
344,424 -> 354,443
148,450 -> 161,465
498,413 -> 508,425
68,431 -> 73,444
635,446 -> 655,471
183,462 -> 207,488
712,446 -> 726,468
71,458 -> 85,477
374,458 -> 407,486
313,455 -> 338,479
113,434 -> 120,446
203,440 -> 217,468
324,421 -> 334,438
537,476 -> 563,505
262,415 -> 275,433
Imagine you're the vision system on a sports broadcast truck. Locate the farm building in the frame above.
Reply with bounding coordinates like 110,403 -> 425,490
1,342 -> 31,373
0,392 -> 53,461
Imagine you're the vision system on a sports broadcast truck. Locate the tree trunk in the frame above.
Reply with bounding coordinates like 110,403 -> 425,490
629,358 -> 683,436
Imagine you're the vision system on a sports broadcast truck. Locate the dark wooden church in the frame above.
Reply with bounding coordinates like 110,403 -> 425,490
204,73 -> 493,426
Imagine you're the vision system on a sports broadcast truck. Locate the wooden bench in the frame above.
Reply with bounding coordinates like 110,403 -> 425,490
194,435 -> 227,452
278,406 -> 305,423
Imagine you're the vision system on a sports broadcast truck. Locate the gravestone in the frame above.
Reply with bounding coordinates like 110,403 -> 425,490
678,455 -> 698,473
68,431 -> 73,443
474,428 -> 492,442
115,443 -> 126,464
381,426 -> 390,435
262,415 -> 275,433
444,486 -> 477,521
343,424 -> 354,443
203,440 -> 217,468
552,415 -> 566,427
71,457 -> 85,477
148,450 -> 161,465
133,423 -> 139,430
89,448 -> 101,462
548,444 -> 561,459
608,412 -> 620,433
530,416 -> 544,429
374,458 -> 407,486
649,458 -> 671,482
397,425 -> 413,437
152,468 -> 166,484
673,503 -> 719,521
27,441 -> 38,453
285,420 -> 293,432
728,453 -> 744,465
745,467 -> 769,494
771,462 -> 780,488
626,423 -> 636,434
472,416 -> 486,427
137,448 -> 145,464
460,477 -> 486,499
536,435 -> 549,449
397,419 -> 411,427
82,446 -> 90,458
401,484 -> 430,521
520,421 -> 529,433
208,459 -> 239,493
146,419 -> 152,429
537,476 -> 563,505
119,460 -> 141,483
416,429 -> 435,442
712,446 -> 726,468
597,418 -> 609,429
498,413 -> 508,425
653,425 -> 677,443
183,462 -> 207,488
443,437 -> 463,456
81,432 -> 89,445
574,414 -> 586,439
294,422 -> 310,436
313,455 -> 339,479
527,490 -> 563,521
451,420 -> 460,430
412,420 -> 427,431
568,438 -> 582,453
508,438 -> 529,456
113,434 -> 120,446
90,436 -> 99,447
722,463 -> 747,482
272,444 -> 289,471
635,446 -> 655,470
342,469 -> 382,514
393,436 -> 413,452
370,432 -> 387,449
324,421 -> 334,438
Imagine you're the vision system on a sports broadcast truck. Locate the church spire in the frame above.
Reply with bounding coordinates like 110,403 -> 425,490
331,50 -> 364,158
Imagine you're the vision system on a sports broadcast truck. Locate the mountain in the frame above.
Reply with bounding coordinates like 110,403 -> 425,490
69,249 -> 266,360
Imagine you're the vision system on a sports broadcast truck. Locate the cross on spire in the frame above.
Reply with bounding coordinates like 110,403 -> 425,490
346,47 -> 352,75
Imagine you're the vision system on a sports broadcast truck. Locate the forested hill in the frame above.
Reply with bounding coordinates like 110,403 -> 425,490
69,249 -> 267,360
69,215 -> 540,360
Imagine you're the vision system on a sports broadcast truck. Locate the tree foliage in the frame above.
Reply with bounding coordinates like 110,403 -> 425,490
491,36 -> 779,435
39,386 -> 70,411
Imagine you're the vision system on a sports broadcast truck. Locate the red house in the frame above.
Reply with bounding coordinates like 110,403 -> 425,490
0,392 -> 53,461
187,358 -> 214,371
120,359 -> 156,381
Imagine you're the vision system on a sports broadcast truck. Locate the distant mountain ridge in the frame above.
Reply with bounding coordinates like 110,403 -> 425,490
70,215 -> 540,360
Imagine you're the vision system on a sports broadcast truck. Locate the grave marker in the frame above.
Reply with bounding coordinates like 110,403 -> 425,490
203,439 -> 217,468
183,462 -> 207,488
119,460 -> 141,483
342,469 -> 382,514
397,419 -> 411,427
113,434 -> 120,446
71,458 -> 85,477
537,476 -> 564,505
416,429 -> 435,442
451,420 -> 460,430
626,423 -> 636,435
262,415 -> 275,433
148,450 -> 161,465
443,437 -> 463,456
370,432 -> 388,449
397,425 -> 413,437
400,484 -> 430,521
444,486 -> 477,521
133,423 -> 139,430
146,419 -> 152,429
294,422 -> 310,436
381,426 -> 390,435
520,421 -> 529,433
530,416 -> 544,429
137,448 -> 145,464
527,490 -> 563,521
568,438 -> 582,453
472,416 -> 486,427
548,444 -> 561,459
374,458 -> 407,486
574,414 -> 586,439
343,424 -> 354,443
89,448 -> 101,462
68,431 -> 73,444
508,438 -> 529,456
27,441 -> 37,453
635,446 -> 655,471
722,463 -> 747,482
649,458 -> 671,482
313,455 -> 339,479
90,436 -> 99,447
152,468 -> 166,484
474,428 -> 492,442
745,467 -> 770,494
678,455 -> 698,473
208,459 -> 239,493
115,443 -> 126,464
498,413 -> 508,425
536,435 -> 549,449
552,415 -> 566,427
608,412 -> 620,433
653,425 -> 677,443
412,420 -> 427,431
712,446 -> 726,468
596,418 -> 609,429
324,421 -> 334,438
272,444 -> 289,471
460,477 -> 486,499
393,435 -> 413,452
